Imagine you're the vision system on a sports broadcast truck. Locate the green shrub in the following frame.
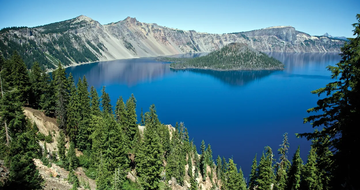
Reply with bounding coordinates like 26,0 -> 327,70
45,131 -> 53,143
78,154 -> 90,168
84,167 -> 97,180
37,133 -> 45,141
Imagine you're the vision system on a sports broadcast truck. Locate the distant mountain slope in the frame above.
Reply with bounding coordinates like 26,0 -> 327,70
0,15 -> 345,69
167,43 -> 284,70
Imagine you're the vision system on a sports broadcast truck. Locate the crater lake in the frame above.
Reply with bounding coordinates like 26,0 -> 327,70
65,52 -> 341,178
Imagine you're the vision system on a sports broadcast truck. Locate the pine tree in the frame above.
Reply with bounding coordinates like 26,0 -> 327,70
222,157 -> 228,176
67,142 -> 78,171
249,154 -> 258,190
102,115 -> 129,175
216,155 -> 222,180
66,73 -> 79,142
301,146 -> 321,190
238,167 -> 247,190
136,105 -> 164,190
9,51 -> 31,104
274,133 -> 291,190
77,76 -> 91,150
298,14 -> 360,189
101,86 -> 112,115
90,86 -> 101,116
42,142 -> 49,166
57,130 -> 66,161
140,108 -> 145,125
206,144 -> 213,167
257,146 -> 274,190
188,153 -> 193,177
1,90 -> 43,189
312,133 -> 333,190
190,175 -> 198,190
39,71 -> 55,116
29,62 -> 43,108
200,140 -> 207,181
125,95 -> 140,146
115,96 -> 127,126
226,159 -> 239,190
54,63 -> 68,130
285,146 -> 303,190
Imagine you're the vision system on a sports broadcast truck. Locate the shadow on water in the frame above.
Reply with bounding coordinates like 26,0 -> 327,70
172,69 -> 278,86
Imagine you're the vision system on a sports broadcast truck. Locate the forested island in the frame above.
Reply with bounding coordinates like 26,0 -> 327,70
164,43 -> 284,71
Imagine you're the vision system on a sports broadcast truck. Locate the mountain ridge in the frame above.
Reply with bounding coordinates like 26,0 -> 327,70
0,15 -> 345,69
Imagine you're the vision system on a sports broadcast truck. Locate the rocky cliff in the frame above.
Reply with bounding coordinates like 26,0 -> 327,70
0,15 -> 345,69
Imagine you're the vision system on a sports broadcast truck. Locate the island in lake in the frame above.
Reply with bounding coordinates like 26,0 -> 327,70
161,43 -> 284,71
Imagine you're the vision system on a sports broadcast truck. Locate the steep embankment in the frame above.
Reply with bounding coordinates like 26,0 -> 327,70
0,15 -> 345,69
23,107 -> 96,190
23,107 -> 220,190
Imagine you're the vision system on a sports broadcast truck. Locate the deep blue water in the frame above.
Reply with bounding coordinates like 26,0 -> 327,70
66,52 -> 341,179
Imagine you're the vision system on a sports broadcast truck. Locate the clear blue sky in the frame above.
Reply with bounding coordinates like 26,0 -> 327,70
0,0 -> 359,37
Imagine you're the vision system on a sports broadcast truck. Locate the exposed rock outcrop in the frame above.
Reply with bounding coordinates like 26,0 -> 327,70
0,15 -> 345,69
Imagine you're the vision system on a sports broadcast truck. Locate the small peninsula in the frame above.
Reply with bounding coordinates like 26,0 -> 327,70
165,43 -> 284,71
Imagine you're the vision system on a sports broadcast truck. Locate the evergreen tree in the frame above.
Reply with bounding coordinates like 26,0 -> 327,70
54,63 -> 68,130
274,133 -> 290,190
257,146 -> 274,190
238,167 -> 247,190
301,146 -> 321,190
222,157 -> 228,176
57,130 -> 66,161
39,71 -> 55,116
42,142 -> 49,166
66,73 -> 79,142
298,14 -> 360,189
206,144 -> 213,167
216,155 -> 222,180
29,62 -> 43,108
101,86 -> 112,115
140,108 -> 145,125
165,122 -> 186,184
115,96 -> 127,126
225,159 -> 239,190
200,140 -> 207,181
77,76 -> 91,150
249,154 -> 258,190
9,51 -> 31,104
312,133 -> 333,190
285,146 -> 303,190
67,142 -> 78,171
188,153 -> 193,177
136,105 -> 164,190
90,86 -> 101,116
125,94 -> 139,145
102,115 -> 129,176
1,90 -> 43,189
190,175 -> 198,190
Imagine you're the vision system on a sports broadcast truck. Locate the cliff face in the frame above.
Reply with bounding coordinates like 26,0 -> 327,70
0,15 -> 345,69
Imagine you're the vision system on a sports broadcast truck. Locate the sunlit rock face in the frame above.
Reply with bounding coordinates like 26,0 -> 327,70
0,15 -> 345,68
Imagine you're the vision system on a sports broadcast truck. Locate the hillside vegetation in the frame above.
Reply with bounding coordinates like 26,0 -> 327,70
0,52 -> 339,190
166,43 -> 284,70
0,14 -> 359,190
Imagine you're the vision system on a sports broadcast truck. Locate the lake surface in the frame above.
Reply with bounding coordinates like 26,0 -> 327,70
66,52 -> 341,179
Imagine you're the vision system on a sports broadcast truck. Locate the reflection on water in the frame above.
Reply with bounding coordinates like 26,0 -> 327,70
67,58 -> 171,87
268,52 -> 341,72
66,53 -> 341,87
175,69 -> 277,86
